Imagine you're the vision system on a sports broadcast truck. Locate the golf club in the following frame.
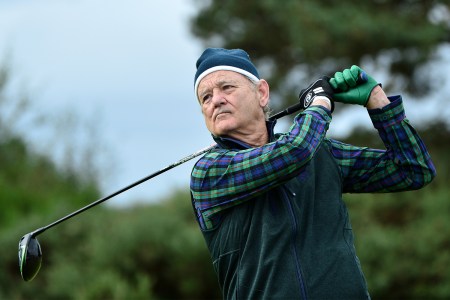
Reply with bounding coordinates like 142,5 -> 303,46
18,72 -> 368,282
17,102 -> 304,282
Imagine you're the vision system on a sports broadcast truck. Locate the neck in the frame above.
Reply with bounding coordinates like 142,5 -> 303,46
226,122 -> 269,147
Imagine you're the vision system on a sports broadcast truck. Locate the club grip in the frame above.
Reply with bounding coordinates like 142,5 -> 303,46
270,71 -> 368,121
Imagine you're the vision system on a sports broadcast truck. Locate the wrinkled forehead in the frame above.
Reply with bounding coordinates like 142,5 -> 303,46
196,70 -> 254,98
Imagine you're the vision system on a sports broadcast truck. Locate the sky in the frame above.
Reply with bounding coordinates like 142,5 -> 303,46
1,0 -> 449,207
0,0 -> 213,206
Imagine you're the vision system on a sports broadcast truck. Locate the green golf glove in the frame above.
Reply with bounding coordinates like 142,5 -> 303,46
329,65 -> 379,106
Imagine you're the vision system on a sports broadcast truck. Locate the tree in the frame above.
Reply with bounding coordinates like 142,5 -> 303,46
189,3 -> 450,298
341,122 -> 450,299
0,63 -> 103,228
0,64 -> 220,299
190,0 -> 450,109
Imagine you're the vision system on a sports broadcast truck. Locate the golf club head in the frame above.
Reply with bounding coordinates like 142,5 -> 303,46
18,233 -> 42,281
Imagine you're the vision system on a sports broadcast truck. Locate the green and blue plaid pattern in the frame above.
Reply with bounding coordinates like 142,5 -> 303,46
191,97 -> 435,230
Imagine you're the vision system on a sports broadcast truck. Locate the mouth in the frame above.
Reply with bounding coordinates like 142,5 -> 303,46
215,111 -> 231,120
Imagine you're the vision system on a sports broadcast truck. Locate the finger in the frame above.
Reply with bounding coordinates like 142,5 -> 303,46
333,72 -> 349,91
343,69 -> 357,87
329,78 -> 338,90
350,65 -> 363,83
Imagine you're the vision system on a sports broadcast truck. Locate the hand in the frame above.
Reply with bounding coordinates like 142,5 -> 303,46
298,76 -> 335,112
329,65 -> 379,106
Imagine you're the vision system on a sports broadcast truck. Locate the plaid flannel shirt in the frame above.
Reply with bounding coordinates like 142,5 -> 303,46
190,96 -> 436,230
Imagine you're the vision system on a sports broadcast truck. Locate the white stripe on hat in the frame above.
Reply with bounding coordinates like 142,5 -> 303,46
194,65 -> 260,98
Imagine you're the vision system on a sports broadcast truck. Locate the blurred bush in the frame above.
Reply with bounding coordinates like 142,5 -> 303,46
1,190 -> 221,299
1,41 -> 449,298
343,122 -> 450,299
2,123 -> 448,299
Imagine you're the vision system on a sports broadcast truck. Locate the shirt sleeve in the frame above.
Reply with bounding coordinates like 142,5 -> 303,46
191,106 -> 331,230
330,96 -> 436,193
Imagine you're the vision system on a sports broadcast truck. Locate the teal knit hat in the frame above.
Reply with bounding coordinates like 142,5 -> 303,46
194,48 -> 260,96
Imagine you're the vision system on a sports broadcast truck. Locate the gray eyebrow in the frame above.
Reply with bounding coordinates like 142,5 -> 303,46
198,79 -> 240,98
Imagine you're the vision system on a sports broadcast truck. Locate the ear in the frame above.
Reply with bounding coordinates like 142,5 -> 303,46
257,79 -> 270,108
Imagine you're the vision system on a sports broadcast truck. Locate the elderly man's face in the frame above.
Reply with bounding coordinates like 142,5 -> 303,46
197,71 -> 269,140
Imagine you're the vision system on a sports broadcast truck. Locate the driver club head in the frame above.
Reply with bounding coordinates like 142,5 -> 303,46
18,233 -> 42,281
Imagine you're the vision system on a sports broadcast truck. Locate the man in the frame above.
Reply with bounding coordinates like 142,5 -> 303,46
190,48 -> 435,299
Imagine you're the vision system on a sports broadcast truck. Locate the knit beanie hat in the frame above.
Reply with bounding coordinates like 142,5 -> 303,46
194,48 -> 260,97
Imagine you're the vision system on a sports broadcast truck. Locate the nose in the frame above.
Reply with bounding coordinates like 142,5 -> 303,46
211,89 -> 226,106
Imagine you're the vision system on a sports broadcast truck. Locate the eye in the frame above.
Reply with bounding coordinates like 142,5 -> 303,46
222,84 -> 235,92
202,93 -> 212,104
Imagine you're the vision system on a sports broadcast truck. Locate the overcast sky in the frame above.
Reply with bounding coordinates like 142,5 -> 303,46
0,0 -> 215,206
1,0 -> 449,207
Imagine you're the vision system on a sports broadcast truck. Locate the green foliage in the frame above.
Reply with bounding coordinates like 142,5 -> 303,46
191,0 -> 450,103
345,187 -> 450,299
0,135 -> 100,228
2,122 -> 447,299
0,192 -> 220,300
1,121 -> 448,299
342,122 -> 450,299
0,58 -> 220,299
1,47 -> 449,298
0,63 -> 101,228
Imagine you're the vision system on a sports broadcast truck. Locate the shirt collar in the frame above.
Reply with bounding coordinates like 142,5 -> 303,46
212,119 -> 277,150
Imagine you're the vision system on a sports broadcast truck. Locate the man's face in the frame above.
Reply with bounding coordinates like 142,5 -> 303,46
197,71 -> 269,140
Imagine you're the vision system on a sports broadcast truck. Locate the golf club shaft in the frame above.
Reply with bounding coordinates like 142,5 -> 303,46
269,103 -> 302,121
31,144 -> 215,236
31,101 -> 305,237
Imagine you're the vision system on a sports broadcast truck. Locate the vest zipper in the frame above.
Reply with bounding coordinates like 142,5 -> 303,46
282,186 -> 308,300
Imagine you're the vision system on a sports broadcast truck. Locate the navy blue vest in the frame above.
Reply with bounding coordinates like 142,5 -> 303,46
201,140 -> 370,299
